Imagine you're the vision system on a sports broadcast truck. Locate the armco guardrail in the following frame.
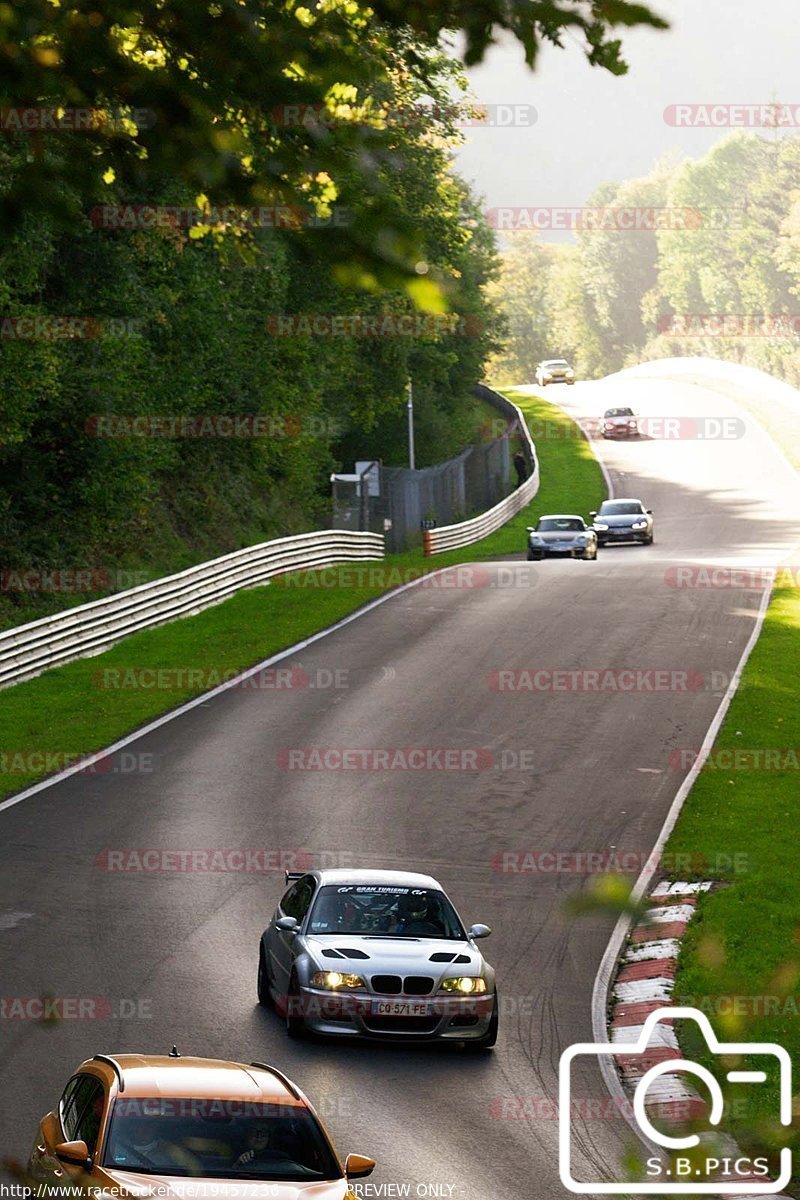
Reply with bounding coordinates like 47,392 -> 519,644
423,386 -> 539,555
0,530 -> 384,689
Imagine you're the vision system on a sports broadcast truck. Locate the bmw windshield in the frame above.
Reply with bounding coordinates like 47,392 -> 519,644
307,884 -> 466,939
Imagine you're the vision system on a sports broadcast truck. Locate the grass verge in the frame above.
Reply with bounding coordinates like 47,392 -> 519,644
652,361 -> 800,1189
0,387 -> 605,801
661,583 -> 800,1189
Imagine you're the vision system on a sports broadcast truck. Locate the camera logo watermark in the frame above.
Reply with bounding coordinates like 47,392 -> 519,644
559,1006 -> 792,1193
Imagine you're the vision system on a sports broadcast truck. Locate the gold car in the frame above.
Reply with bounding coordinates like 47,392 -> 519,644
27,1052 -> 375,1199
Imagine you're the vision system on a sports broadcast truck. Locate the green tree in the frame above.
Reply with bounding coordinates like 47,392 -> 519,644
484,233 -> 560,383
0,0 -> 667,285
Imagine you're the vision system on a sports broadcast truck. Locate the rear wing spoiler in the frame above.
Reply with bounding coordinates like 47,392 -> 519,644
285,870 -> 305,885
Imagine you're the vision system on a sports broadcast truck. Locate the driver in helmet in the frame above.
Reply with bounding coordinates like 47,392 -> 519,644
394,892 -> 441,936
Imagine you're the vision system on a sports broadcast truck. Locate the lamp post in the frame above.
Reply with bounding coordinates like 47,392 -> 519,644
406,377 -> 415,470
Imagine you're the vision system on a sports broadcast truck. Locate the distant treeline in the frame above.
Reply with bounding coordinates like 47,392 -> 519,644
489,133 -> 800,386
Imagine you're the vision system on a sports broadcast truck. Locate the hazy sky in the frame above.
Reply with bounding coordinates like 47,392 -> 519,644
453,0 -> 800,237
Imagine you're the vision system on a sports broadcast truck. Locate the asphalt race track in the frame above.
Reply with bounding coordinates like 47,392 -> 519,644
1,367 -> 798,1198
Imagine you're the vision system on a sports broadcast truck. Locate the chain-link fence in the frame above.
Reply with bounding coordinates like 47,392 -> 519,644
332,390 -> 530,552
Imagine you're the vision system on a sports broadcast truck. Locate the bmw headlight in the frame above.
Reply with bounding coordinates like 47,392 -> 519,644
529,534 -> 543,544
575,537 -> 587,546
631,520 -> 647,530
440,977 -> 487,994
565,369 -> 574,377
310,971 -> 365,990
593,522 -> 609,531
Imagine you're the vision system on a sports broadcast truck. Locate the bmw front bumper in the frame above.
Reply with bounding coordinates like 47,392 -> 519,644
287,987 -> 496,1041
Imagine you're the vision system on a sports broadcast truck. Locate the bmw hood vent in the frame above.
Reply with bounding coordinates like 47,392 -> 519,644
321,947 -> 371,960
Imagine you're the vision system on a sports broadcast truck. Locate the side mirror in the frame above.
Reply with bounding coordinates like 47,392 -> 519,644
646,510 -> 653,515
345,1153 -> 376,1179
55,1141 -> 92,1172
589,511 -> 597,519
526,526 -> 535,533
468,923 -> 492,940
276,915 -> 299,933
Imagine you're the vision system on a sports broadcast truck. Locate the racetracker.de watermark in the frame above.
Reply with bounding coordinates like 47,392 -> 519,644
91,666 -> 349,691
268,101 -> 537,129
486,206 -> 747,232
675,994 -> 800,1017
0,996 -> 152,1020
277,564 -> 538,590
489,1094 -> 752,1120
0,316 -> 142,340
1,568 -> 147,593
94,848 -> 357,873
664,564 -> 800,588
487,668 -> 707,693
94,848 -> 314,873
658,313 -> 800,337
276,747 -> 536,771
491,416 -> 744,441
0,751 -> 155,776
84,414 -> 338,439
264,313 -> 482,337
0,106 -> 154,131
491,850 -> 749,874
670,747 -> 799,771
664,103 -> 800,127
486,207 -> 704,232
90,204 -> 349,230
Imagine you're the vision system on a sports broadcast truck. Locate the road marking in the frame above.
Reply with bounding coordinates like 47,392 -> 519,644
590,579 -> 775,1158
0,564 -> 466,817
0,910 -> 34,930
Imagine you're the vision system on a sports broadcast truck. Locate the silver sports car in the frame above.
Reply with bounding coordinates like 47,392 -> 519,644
258,869 -> 498,1048
526,514 -> 599,561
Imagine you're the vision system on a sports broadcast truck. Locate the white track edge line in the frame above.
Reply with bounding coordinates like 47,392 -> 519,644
1,393 -> 580,818
589,578 -> 776,1160
0,565 -> 461,816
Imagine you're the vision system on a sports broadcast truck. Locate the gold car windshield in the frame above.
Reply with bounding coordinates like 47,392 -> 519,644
103,1098 -> 341,1181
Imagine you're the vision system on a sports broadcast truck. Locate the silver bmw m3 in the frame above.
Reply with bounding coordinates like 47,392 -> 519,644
258,869 -> 498,1048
